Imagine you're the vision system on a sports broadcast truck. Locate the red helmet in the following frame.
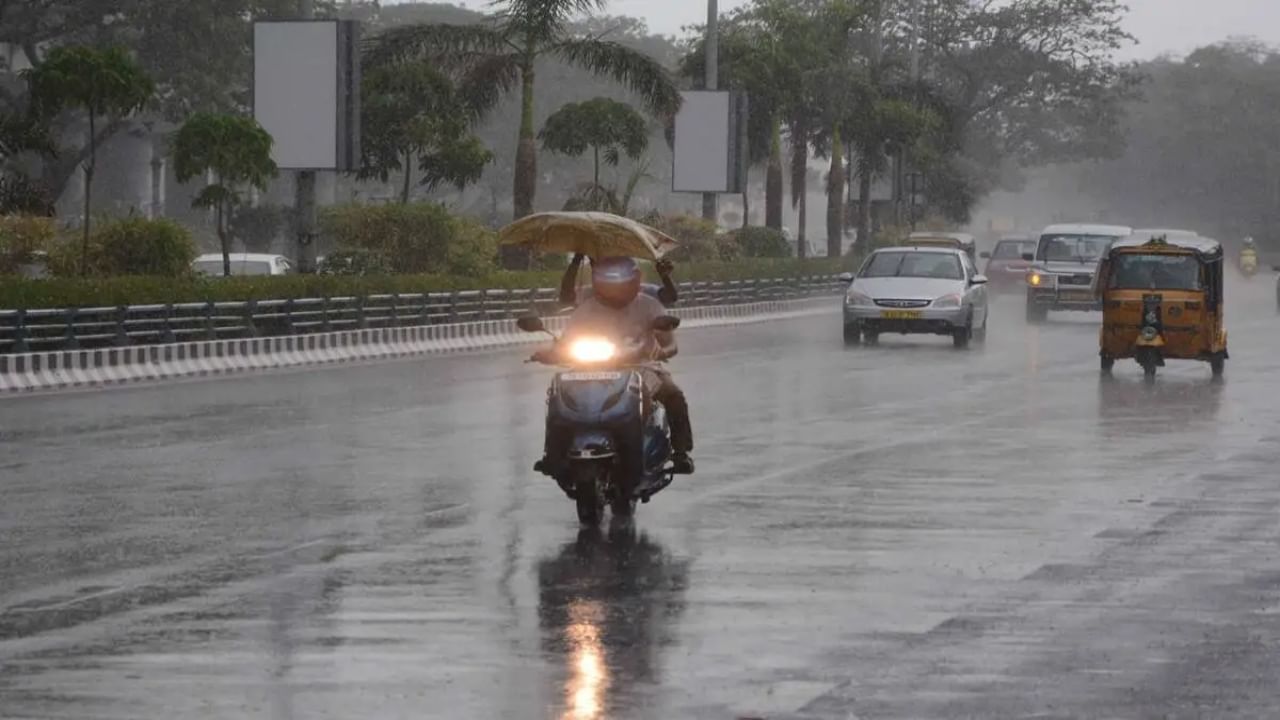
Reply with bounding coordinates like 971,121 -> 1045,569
591,256 -> 642,308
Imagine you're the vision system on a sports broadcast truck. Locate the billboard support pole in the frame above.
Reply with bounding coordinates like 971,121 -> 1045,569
294,0 -> 318,274
701,0 -> 719,224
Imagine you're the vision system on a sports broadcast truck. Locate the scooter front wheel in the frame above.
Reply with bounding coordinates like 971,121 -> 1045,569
572,464 -> 605,527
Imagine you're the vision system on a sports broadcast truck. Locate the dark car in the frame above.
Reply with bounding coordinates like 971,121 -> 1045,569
980,237 -> 1035,293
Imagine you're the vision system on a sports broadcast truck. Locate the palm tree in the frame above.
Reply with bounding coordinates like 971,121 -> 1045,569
366,0 -> 680,238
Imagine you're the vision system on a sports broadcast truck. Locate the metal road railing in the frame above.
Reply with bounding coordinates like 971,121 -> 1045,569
0,275 -> 842,354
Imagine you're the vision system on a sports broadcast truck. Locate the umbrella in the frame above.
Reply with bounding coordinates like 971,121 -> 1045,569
498,211 -> 679,261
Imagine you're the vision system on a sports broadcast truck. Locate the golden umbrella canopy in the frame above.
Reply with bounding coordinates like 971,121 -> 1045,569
498,211 -> 679,261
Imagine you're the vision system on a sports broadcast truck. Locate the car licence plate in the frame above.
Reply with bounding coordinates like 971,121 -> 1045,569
560,371 -> 623,381
880,310 -> 923,320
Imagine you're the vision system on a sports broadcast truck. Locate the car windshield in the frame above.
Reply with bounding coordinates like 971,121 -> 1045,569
992,242 -> 1032,259
1038,234 -> 1115,263
193,259 -> 272,276
1109,254 -> 1202,290
861,252 -> 963,280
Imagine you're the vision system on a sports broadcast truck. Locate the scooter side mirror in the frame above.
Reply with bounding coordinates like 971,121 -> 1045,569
652,315 -> 681,332
979,251 -> 991,259
517,315 -> 546,333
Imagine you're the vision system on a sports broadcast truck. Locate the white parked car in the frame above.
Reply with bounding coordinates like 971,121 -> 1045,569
192,253 -> 294,277
841,246 -> 990,349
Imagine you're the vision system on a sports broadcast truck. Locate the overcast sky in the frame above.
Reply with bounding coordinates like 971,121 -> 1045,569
436,0 -> 1280,59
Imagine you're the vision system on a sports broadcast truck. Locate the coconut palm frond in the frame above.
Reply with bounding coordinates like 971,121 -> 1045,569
553,39 -> 682,117
456,53 -> 523,121
363,23 -> 511,70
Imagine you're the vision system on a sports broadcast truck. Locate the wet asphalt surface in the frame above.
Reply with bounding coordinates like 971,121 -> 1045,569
3,272 -> 1280,720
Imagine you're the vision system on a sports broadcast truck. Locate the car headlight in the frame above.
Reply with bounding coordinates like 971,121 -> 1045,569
567,338 -> 617,363
932,293 -> 963,309
1028,272 -> 1044,287
845,290 -> 875,307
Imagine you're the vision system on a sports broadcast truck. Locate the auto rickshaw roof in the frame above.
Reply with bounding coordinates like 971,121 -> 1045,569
1104,233 -> 1223,260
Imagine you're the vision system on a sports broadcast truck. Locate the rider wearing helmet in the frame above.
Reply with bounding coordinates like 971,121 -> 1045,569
559,253 -> 678,307
538,256 -> 695,475
1241,236 -> 1259,271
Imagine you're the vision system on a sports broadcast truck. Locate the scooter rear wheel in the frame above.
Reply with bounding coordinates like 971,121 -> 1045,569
611,496 -> 636,518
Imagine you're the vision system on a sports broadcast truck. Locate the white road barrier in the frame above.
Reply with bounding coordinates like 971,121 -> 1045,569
0,297 -> 836,395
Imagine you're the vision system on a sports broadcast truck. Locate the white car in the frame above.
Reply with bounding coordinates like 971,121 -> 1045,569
1024,223 -> 1132,322
841,246 -> 990,348
192,253 -> 294,277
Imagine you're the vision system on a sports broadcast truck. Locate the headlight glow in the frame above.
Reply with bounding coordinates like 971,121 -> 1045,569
845,290 -> 875,307
1028,273 -> 1043,286
567,338 -> 617,363
932,293 -> 963,309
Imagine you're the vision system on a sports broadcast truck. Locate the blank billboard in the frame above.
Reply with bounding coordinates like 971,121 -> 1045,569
672,91 -> 733,193
254,21 -> 361,171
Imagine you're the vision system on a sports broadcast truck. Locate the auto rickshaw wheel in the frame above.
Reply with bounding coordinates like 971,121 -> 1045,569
1210,354 -> 1225,377
1100,355 -> 1115,373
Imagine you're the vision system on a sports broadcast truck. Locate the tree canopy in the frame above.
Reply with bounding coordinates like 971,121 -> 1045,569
540,97 -> 648,191
173,112 -> 277,276
364,0 -> 682,244
1070,41 -> 1280,243
25,45 -> 153,273
359,59 -> 493,203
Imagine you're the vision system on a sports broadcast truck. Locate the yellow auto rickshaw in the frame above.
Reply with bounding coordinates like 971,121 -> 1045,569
1095,234 -> 1227,378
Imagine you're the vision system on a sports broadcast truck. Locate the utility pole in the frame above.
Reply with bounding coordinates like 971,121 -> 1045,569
904,0 -> 922,228
294,0 -> 318,273
702,0 -> 719,224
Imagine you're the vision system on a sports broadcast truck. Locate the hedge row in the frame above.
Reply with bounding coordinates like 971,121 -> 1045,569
0,257 -> 853,310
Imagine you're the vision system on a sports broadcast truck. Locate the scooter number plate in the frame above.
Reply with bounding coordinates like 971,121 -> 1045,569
560,371 -> 624,381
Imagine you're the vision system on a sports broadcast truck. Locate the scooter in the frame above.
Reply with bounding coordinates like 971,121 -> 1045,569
1240,250 -> 1258,277
519,315 -> 680,526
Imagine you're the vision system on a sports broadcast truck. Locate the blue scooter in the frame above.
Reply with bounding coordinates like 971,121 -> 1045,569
519,315 -> 680,526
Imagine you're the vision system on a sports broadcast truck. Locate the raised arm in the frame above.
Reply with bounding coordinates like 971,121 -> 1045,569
656,258 -> 678,307
559,253 -> 586,306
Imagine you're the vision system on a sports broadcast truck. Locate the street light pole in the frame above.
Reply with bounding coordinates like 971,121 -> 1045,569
702,0 -> 719,224
294,0 -> 318,273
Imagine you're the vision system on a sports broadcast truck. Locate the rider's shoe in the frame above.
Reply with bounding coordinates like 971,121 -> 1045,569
670,453 -> 695,475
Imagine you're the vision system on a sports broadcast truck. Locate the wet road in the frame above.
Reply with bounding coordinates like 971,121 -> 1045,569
3,274 -> 1280,719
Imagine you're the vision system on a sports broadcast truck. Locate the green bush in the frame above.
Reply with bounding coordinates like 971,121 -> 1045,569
731,226 -> 791,258
48,217 -> 196,277
649,214 -> 740,262
0,215 -> 56,274
317,248 -> 392,276
320,202 -> 499,276
0,257 -> 854,309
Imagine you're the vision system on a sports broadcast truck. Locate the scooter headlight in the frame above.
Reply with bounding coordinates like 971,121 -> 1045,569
1141,326 -> 1159,341
567,338 -> 617,363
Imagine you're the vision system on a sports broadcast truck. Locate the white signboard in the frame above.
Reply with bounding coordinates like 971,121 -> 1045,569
673,91 -> 738,194
253,21 -> 360,171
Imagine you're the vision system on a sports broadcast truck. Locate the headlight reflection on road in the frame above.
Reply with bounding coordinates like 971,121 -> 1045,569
564,600 -> 609,720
